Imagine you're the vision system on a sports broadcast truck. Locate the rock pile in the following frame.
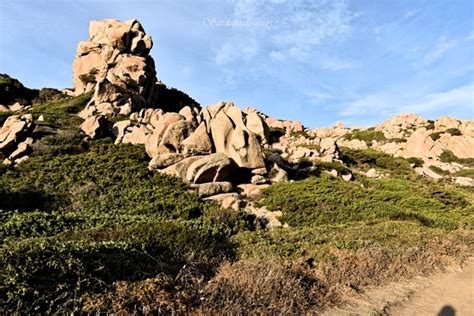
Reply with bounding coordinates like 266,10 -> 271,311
110,101 -> 268,174
0,102 -> 31,113
0,114 -> 34,165
73,19 -> 160,118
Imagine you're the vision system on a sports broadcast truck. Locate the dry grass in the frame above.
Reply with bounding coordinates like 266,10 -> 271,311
80,232 -> 471,315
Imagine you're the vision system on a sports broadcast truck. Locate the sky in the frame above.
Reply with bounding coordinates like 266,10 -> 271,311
0,0 -> 473,127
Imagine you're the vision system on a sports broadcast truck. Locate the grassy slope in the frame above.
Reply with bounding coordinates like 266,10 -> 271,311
0,95 -> 473,313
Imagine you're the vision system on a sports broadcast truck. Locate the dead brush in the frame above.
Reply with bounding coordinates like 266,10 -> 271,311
198,260 -> 324,314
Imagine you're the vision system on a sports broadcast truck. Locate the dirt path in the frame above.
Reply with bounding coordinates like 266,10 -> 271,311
324,258 -> 474,315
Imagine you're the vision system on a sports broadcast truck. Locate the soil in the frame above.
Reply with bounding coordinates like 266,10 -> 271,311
324,258 -> 474,315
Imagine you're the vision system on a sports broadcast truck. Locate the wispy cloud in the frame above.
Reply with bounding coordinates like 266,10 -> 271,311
423,35 -> 456,65
213,0 -> 357,66
342,83 -> 474,121
398,83 -> 474,114
404,10 -> 417,18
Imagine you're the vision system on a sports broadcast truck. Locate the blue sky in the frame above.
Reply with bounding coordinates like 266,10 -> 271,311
0,0 -> 473,127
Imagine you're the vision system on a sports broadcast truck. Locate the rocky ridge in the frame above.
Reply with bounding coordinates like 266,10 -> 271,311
1,19 -> 473,227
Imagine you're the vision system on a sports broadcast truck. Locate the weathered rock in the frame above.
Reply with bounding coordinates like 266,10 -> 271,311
434,116 -> 461,132
181,121 -> 213,155
245,110 -> 270,144
319,138 -> 339,162
0,114 -> 34,150
437,134 -> 474,159
245,204 -> 283,229
415,166 -> 443,180
237,183 -> 270,201
112,120 -> 131,144
269,163 -> 288,183
204,193 -> 242,210
185,153 -> 237,184
251,174 -> 267,185
8,140 -> 30,160
401,128 -> 443,159
178,106 -> 196,124
160,156 -> 203,180
366,168 -> 377,178
80,115 -> 108,138
122,125 -> 152,145
190,181 -> 233,197
74,19 -> 160,117
148,153 -> 185,170
341,171 -> 353,182
159,120 -> 194,152
210,110 -> 265,169
145,113 -> 184,157
454,177 -> 474,187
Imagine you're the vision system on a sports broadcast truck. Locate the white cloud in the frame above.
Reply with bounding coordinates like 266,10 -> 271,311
423,35 -> 456,65
213,0 -> 357,66
342,83 -> 474,119
398,83 -> 474,114
215,38 -> 258,65
404,10 -> 416,18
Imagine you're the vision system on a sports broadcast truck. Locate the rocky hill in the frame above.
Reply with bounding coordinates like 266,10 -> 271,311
0,19 -> 473,314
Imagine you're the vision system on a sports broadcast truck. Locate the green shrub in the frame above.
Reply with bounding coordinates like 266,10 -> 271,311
407,157 -> 424,168
0,220 -> 231,313
297,158 -> 347,174
390,138 -> 407,143
440,150 -> 474,167
429,165 -> 450,176
296,144 -> 321,151
425,120 -> 435,130
257,176 -> 472,230
454,169 -> 474,178
340,147 -> 415,176
78,68 -> 99,84
431,128 -> 462,141
446,128 -> 462,136
430,132 -> 443,141
344,130 -> 386,144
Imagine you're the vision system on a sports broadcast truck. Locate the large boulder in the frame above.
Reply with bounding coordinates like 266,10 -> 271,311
181,121 -> 213,155
401,128 -> 443,160
145,113 -> 184,157
74,19 -> 160,118
185,153 -> 237,184
80,115 -> 109,138
210,109 -> 265,169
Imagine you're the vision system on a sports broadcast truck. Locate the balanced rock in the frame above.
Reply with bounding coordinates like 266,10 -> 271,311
74,19 -> 160,118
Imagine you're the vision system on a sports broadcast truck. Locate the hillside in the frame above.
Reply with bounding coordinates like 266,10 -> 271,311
0,19 -> 473,314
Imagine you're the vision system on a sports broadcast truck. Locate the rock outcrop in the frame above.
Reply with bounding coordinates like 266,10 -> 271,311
73,19 -> 160,118
0,114 -> 34,165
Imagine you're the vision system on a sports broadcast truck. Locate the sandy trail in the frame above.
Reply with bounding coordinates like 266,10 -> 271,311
324,258 -> 474,315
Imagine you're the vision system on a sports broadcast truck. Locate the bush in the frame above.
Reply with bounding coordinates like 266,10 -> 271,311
0,220 -> 231,313
425,120 -> 435,130
440,150 -> 474,167
340,147 -> 415,176
446,128 -> 462,136
257,176 -> 472,230
429,165 -> 450,176
454,169 -> 474,178
407,157 -> 424,168
431,128 -> 462,141
344,130 -> 386,144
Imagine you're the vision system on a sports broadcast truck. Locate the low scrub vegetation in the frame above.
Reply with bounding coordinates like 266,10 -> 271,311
440,150 -> 474,167
0,94 -> 472,313
344,129 -> 386,144
340,147 -> 415,176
